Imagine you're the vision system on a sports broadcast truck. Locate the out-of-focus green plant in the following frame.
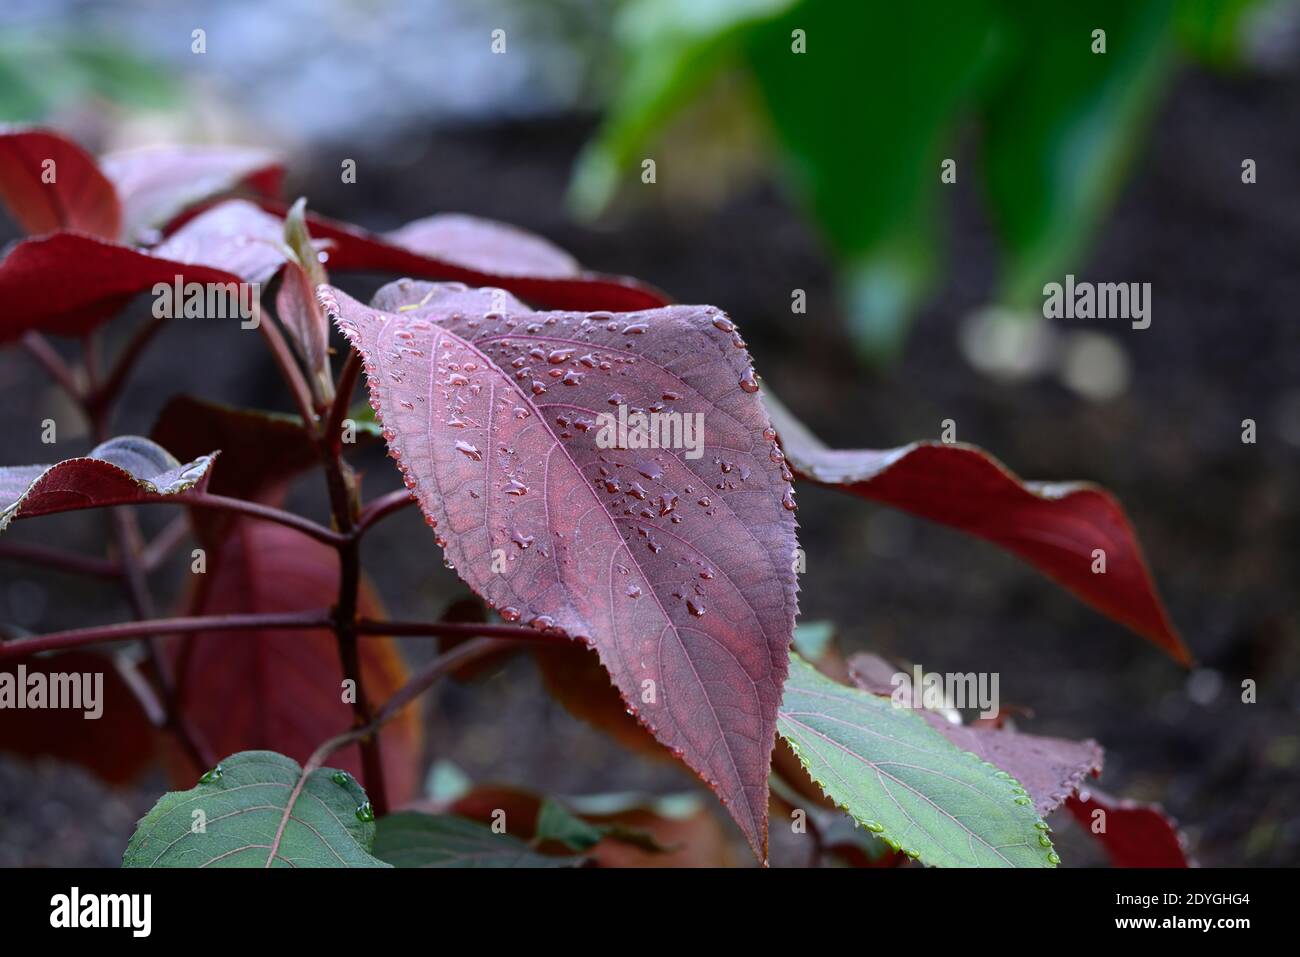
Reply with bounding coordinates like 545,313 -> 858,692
0,32 -> 174,123
571,0 -> 1267,363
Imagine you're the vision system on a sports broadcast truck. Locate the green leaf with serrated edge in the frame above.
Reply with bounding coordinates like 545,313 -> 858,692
123,751 -> 389,868
372,812 -> 582,868
776,653 -> 1058,868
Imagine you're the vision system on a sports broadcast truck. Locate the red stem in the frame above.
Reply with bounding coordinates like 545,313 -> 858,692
324,347 -> 362,453
141,515 -> 190,572
356,618 -> 559,642
159,492 -> 345,546
315,347 -> 388,812
356,488 -> 417,535
22,332 -> 82,399
304,636 -> 530,771
86,313 -> 168,414
259,311 -> 318,430
0,541 -> 121,579
0,610 -> 335,659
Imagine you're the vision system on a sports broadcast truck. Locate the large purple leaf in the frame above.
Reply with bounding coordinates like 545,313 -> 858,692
320,281 -> 799,861
765,393 -> 1189,663
0,126 -> 121,239
0,436 -> 215,532
99,143 -> 284,243
0,200 -> 288,342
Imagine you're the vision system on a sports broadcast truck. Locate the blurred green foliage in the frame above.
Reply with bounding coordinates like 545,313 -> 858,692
572,0 -> 1266,362
0,31 -> 174,124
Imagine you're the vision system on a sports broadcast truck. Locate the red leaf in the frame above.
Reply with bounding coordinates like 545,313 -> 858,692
0,436 -> 215,532
385,213 -> 580,277
149,395 -> 333,547
172,520 -> 423,804
300,206 -> 669,312
0,126 -> 121,239
321,281 -> 800,861
846,652 -> 1104,816
0,649 -> 158,784
100,143 -> 283,242
149,396 -> 318,504
1066,788 -> 1190,867
275,260 -> 331,377
0,200 -> 288,342
766,394 -> 1189,663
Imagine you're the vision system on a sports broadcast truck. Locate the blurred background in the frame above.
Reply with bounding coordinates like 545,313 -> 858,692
0,0 -> 1297,866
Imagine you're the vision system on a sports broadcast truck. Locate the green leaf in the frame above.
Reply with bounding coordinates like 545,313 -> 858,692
980,0 -> 1176,307
568,0 -> 797,219
535,799 -> 607,851
743,0 -> 998,360
776,653 -> 1058,868
372,812 -> 583,868
535,798 -> 669,854
791,620 -> 835,663
1174,0 -> 1264,68
123,751 -> 390,868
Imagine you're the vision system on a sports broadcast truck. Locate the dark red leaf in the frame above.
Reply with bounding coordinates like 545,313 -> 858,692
846,651 -> 1103,816
0,436 -> 215,532
1066,788 -> 1190,867
321,281 -> 800,861
0,649 -> 159,784
101,143 -> 283,242
149,395 -> 331,547
0,126 -> 121,239
149,395 -> 317,504
0,200 -> 288,342
766,394 -> 1189,663
171,520 -> 423,805
300,206 -> 669,311
275,259 -> 331,378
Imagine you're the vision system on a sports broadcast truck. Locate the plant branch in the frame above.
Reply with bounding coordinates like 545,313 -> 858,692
161,492 -> 346,546
258,311 -> 318,432
141,515 -> 190,572
323,347 -> 362,453
356,618 -> 562,642
86,313 -> 168,414
22,332 -> 82,399
317,351 -> 384,811
0,541 -> 120,579
304,636 -> 527,777
356,488 -> 417,536
0,610 -> 335,659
